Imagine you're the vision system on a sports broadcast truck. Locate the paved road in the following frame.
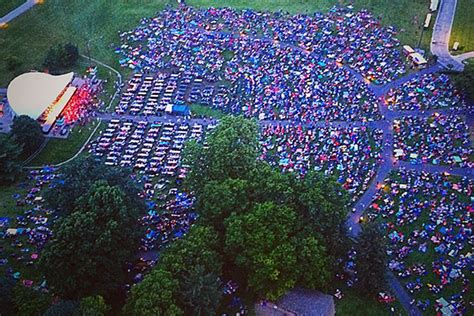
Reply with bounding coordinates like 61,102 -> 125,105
371,64 -> 442,98
0,0 -> 37,24
387,271 -> 422,316
431,0 -> 466,71
454,51 -> 474,62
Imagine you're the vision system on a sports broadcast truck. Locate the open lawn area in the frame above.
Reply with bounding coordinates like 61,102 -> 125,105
335,287 -> 405,316
450,0 -> 474,54
0,0 -> 432,87
26,121 -> 102,167
0,0 -> 174,87
0,0 -> 24,17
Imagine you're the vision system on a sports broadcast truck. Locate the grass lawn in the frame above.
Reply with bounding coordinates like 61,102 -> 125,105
0,0 -> 24,17
0,0 -> 433,87
450,0 -> 474,54
336,287 -> 405,316
190,103 -> 226,119
26,120 -> 101,167
0,0 -> 175,87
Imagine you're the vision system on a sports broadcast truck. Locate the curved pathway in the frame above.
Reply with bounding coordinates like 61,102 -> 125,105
25,55 -> 122,169
431,0 -> 474,70
0,0 -> 37,25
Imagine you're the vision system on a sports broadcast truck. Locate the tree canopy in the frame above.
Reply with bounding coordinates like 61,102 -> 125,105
451,62 -> 474,101
78,296 -> 109,316
356,222 -> 388,295
43,43 -> 79,73
124,226 -> 222,315
183,116 -> 344,300
10,115 -> 44,156
0,134 -> 22,184
40,182 -> 141,299
44,156 -> 144,216
124,268 -> 183,316
183,116 -> 259,193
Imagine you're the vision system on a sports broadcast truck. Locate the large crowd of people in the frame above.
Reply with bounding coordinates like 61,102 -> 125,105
89,119 -> 383,203
0,168 -> 58,289
365,170 -> 473,315
260,124 -> 383,202
393,114 -> 473,168
113,5 -> 410,122
385,73 -> 465,111
2,2 -> 473,314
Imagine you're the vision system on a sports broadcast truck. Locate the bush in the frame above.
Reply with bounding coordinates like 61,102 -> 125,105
10,115 -> 44,156
43,43 -> 79,73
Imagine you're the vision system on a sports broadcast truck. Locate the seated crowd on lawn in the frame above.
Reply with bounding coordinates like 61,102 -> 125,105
393,114 -> 473,168
365,170 -> 472,315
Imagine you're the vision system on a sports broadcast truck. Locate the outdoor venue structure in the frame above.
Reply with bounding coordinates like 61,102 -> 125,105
7,72 -> 76,133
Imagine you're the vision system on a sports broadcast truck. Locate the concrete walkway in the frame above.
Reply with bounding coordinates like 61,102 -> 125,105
431,0 -> 473,70
0,0 -> 37,25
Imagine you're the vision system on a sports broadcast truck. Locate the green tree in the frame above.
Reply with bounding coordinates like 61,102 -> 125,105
40,182 -> 140,299
44,156 -> 144,216
78,295 -> 109,316
248,162 -> 297,206
356,222 -> 388,295
10,115 -> 44,156
296,234 -> 331,290
159,225 -> 222,278
181,265 -> 222,315
123,269 -> 183,316
197,178 -> 249,233
451,62 -> 474,101
225,202 -> 299,300
43,43 -> 79,73
296,171 -> 349,258
13,285 -> 51,316
0,134 -> 22,184
184,116 -> 259,193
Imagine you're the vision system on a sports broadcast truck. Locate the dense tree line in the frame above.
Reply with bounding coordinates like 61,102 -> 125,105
43,43 -> 79,74
0,115 -> 44,184
125,116 -> 354,313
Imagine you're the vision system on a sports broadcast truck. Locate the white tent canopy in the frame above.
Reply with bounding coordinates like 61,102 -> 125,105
7,72 -> 73,119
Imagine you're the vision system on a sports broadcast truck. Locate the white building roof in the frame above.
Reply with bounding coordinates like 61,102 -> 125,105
7,72 -> 73,119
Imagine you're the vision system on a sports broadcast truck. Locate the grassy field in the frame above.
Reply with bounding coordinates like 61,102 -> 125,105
26,120 -> 101,167
189,0 -> 432,49
450,0 -> 474,54
0,0 -> 24,17
190,104 -> 226,119
335,287 -> 406,316
0,0 -> 433,87
0,0 -> 175,87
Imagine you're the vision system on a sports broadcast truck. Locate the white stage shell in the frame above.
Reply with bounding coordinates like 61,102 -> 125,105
7,72 -> 74,119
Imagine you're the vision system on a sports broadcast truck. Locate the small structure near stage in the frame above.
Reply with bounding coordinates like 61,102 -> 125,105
402,45 -> 428,69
